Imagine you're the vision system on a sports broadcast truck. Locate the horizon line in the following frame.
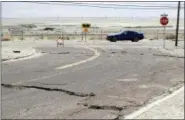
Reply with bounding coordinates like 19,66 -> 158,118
2,16 -> 184,19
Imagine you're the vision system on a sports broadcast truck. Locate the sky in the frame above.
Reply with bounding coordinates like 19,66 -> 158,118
2,2 -> 184,18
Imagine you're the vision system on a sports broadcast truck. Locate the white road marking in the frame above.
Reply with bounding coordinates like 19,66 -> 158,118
12,63 -> 100,85
2,61 -> 101,100
139,84 -> 148,89
116,78 -> 138,82
139,84 -> 167,90
7,45 -> 100,85
55,46 -> 100,70
95,46 -> 106,51
99,47 -> 106,51
107,95 -> 118,98
12,60 -> 101,85
124,86 -> 184,119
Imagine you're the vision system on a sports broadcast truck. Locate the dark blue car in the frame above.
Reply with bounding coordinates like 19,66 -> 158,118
106,30 -> 144,42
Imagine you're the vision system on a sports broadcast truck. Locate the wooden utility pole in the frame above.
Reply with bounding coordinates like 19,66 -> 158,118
175,1 -> 180,46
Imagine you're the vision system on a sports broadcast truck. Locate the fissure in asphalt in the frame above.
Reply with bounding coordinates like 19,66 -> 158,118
1,83 -> 95,97
153,54 -> 184,58
77,99 -> 150,119
79,103 -> 145,111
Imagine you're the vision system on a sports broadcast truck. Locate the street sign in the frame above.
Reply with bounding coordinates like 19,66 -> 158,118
82,23 -> 91,28
160,16 -> 169,26
160,13 -> 169,49
81,23 -> 91,41
83,27 -> 88,32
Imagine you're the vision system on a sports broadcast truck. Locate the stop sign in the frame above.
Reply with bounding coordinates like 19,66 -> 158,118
160,16 -> 169,26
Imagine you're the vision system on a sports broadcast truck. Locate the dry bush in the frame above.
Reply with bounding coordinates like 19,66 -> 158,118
2,38 -> 11,41
20,24 -> 37,29
46,36 -> 57,40
149,37 -> 158,40
43,27 -> 55,31
69,36 -> 76,40
64,37 -> 70,40
89,37 -> 96,40
165,34 -> 176,40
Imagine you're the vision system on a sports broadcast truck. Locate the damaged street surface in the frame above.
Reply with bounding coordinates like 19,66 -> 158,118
2,40 -> 184,119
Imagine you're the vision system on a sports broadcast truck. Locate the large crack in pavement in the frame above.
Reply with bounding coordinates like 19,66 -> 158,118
81,103 -> 123,111
77,101 -> 149,119
76,95 -> 158,120
113,113 -> 123,120
153,54 -> 184,58
1,83 -> 95,97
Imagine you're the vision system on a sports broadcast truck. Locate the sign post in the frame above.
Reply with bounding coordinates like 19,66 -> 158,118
163,25 -> 166,48
83,28 -> 88,42
82,23 -> 91,42
160,13 -> 169,49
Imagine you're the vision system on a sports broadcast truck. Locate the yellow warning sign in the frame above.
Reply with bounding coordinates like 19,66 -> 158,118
82,23 -> 91,28
83,27 -> 88,32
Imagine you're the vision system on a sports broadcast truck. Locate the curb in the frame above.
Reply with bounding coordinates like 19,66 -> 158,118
124,86 -> 184,119
2,49 -> 37,63
157,48 -> 184,58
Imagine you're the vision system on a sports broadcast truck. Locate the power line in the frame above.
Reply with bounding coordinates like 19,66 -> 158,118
62,2 -> 183,8
29,2 -> 184,10
44,2 -> 184,9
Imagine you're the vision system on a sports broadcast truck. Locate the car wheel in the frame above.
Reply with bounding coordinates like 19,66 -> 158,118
112,37 -> 117,42
132,37 -> 139,42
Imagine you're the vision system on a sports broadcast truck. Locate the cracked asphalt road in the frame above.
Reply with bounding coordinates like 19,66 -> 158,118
2,45 -> 184,119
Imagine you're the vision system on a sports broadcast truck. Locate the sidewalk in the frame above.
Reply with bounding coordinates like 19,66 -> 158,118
125,86 -> 184,119
2,47 -> 36,62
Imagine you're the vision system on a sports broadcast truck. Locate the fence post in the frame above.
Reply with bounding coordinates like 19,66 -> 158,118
139,27 -> 141,33
42,33 -> 44,40
156,29 -> 159,39
101,30 -> 102,40
21,30 -> 24,40
62,29 -> 64,38
85,32 -> 86,42
81,32 -> 83,41
9,29 -> 12,41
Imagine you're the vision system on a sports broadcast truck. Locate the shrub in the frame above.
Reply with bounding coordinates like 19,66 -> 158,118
65,37 -> 70,40
89,37 -> 95,40
166,34 -> 176,40
2,38 -> 11,41
43,27 -> 55,31
20,24 -> 37,28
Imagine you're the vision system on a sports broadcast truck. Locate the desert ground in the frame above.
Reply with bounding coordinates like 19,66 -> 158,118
2,17 -> 184,41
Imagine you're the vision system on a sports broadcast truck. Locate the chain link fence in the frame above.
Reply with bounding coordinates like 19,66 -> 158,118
2,25 -> 184,41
